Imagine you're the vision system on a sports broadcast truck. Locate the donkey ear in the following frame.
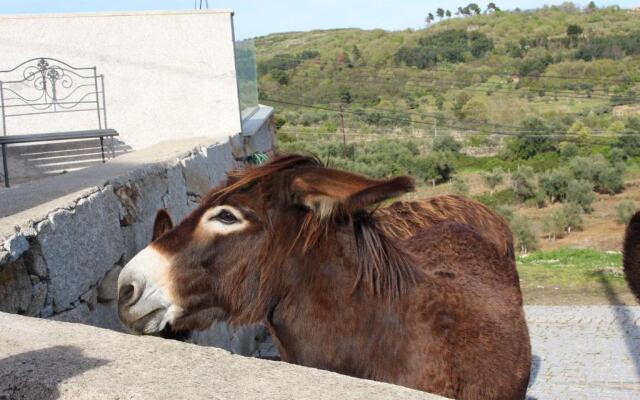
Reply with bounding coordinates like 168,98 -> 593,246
290,167 -> 414,217
152,209 -> 173,241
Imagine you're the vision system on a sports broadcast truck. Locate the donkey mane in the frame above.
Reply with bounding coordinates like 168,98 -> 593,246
203,154 -> 420,305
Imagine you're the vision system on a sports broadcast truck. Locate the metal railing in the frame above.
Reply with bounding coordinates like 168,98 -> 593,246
0,57 -> 109,136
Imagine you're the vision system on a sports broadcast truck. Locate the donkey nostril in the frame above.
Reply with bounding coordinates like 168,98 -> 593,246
119,283 -> 142,307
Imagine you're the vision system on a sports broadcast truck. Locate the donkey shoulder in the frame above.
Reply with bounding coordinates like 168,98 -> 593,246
404,220 -> 518,289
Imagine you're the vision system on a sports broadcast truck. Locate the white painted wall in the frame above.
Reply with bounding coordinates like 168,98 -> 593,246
0,10 -> 242,150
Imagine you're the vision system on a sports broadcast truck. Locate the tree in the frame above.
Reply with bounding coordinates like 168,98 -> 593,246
511,166 -> 538,201
616,200 -> 637,224
432,133 -> 462,154
559,142 -> 579,160
562,203 -> 584,233
486,2 -> 500,12
507,117 -> 555,159
615,117 -> 640,157
436,8 -> 445,19
539,168 -> 572,203
426,13 -> 435,24
566,180 -> 595,212
452,91 -> 472,120
414,152 -> 456,186
351,45 -> 362,65
461,97 -> 489,123
542,208 -> 568,241
586,1 -> 598,12
271,69 -> 289,85
482,168 -> 504,195
566,24 -> 584,47
569,154 -> 624,194
511,214 -> 538,254
567,120 -> 592,148
467,3 -> 481,15
445,10 -> 452,17
567,24 -> 584,37
451,176 -> 470,195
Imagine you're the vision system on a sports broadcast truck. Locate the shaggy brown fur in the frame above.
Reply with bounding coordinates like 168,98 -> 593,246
623,211 -> 640,302
136,154 -> 531,399
376,196 -> 514,259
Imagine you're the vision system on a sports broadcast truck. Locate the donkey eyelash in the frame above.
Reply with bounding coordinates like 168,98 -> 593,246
210,208 -> 240,224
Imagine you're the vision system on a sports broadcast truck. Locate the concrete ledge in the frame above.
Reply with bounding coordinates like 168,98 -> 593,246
0,312 -> 446,400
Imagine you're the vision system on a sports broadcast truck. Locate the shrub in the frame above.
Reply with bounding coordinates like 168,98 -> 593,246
569,154 -> 625,194
539,168 -> 572,203
566,180 -> 596,212
596,164 -> 625,194
494,205 -> 514,223
511,166 -> 538,201
559,142 -> 579,159
542,208 -> 568,241
615,200 -> 637,224
482,168 -> 504,195
432,134 -> 462,154
414,151 -> 456,185
562,203 -> 584,233
451,176 -> 470,195
528,189 -> 547,209
511,214 -> 539,254
506,117 -> 556,159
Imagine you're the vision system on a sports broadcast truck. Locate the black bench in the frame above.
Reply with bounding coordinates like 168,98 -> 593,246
0,58 -> 117,187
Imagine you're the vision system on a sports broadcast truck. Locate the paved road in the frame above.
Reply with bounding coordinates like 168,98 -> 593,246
526,306 -> 640,399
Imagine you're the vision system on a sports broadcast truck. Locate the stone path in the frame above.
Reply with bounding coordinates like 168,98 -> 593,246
525,306 -> 640,399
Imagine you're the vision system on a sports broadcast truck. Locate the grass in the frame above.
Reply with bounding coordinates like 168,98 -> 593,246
517,248 -> 635,305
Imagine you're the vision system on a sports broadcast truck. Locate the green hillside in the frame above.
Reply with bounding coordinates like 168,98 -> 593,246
256,4 -> 640,134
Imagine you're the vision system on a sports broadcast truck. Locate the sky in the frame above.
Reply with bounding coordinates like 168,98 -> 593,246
0,0 -> 638,39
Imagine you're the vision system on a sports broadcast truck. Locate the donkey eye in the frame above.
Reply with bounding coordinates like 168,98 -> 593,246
213,209 -> 239,225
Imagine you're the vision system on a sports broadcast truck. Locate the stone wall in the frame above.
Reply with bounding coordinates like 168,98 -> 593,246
0,120 -> 274,356
0,312 -> 447,400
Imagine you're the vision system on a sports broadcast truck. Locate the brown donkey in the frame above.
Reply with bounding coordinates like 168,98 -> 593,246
623,211 -> 640,301
118,155 -> 531,400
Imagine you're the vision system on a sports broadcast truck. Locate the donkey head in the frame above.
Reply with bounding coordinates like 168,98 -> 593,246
117,155 -> 415,335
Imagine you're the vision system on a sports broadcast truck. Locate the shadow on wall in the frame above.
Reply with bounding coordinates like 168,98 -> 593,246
595,271 -> 640,379
1,137 -> 132,187
0,345 -> 108,399
526,354 -> 542,400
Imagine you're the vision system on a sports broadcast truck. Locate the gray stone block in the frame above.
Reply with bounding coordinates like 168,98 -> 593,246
51,303 -> 91,323
24,245 -> 48,279
97,265 -> 122,302
87,301 -> 126,332
3,234 -> 29,261
205,141 -> 236,187
188,322 -> 270,356
26,282 -> 47,317
80,287 -> 98,310
0,261 -> 32,314
37,189 -> 124,311
163,164 -> 190,221
181,149 -> 212,195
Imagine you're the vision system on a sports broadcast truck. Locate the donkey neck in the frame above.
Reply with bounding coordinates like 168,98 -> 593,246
265,232 -> 414,380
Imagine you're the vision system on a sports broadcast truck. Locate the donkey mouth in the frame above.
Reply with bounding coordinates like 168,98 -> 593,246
129,308 -> 168,334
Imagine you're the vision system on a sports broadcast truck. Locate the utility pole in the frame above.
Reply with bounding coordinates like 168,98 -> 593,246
339,105 -> 347,158
195,0 -> 209,9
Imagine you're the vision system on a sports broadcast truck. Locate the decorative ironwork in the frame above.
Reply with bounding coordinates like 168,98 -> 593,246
0,57 -> 108,135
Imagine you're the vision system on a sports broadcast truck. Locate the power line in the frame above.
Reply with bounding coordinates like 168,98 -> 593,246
264,54 -> 640,84
261,61 -> 637,101
266,98 -> 636,139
